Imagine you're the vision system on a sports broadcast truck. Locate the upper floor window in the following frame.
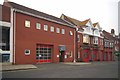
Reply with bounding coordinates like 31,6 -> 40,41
69,31 -> 73,36
78,35 -> 80,42
102,40 -> 103,45
93,37 -> 98,44
44,25 -> 48,31
25,20 -> 30,28
50,26 -> 54,32
110,42 -> 112,48
100,39 -> 101,45
94,30 -> 99,35
83,35 -> 90,43
105,42 -> 107,47
61,29 -> 65,34
56,28 -> 60,33
117,41 -> 119,44
36,23 -> 41,29
111,43 -> 114,47
107,42 -> 109,48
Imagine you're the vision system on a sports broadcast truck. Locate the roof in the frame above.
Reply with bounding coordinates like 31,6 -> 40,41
93,23 -> 98,27
102,30 -> 114,41
60,14 -> 81,26
60,14 -> 90,29
80,19 -> 90,26
3,1 -> 74,28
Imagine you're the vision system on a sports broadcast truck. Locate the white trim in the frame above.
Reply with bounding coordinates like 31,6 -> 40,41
73,29 -> 76,62
0,21 -> 11,27
10,9 -> 14,63
13,10 -> 16,64
0,51 -> 10,54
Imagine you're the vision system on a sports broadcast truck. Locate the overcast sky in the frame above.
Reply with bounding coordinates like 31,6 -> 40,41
0,0 -> 119,35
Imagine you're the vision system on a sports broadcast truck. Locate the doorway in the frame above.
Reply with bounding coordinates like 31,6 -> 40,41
59,51 -> 65,62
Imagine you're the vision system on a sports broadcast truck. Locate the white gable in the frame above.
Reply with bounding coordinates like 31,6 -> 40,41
94,23 -> 102,37
83,20 -> 93,35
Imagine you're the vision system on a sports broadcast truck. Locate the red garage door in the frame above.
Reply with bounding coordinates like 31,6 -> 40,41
108,52 -> 112,61
92,50 -> 98,61
82,49 -> 90,62
36,44 -> 52,63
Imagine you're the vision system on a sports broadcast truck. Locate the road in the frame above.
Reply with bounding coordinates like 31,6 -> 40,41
2,61 -> 118,78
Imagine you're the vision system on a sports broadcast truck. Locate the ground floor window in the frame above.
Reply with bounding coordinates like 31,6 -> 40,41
0,26 -> 10,51
2,54 -> 10,62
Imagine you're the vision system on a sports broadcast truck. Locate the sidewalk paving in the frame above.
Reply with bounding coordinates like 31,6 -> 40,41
0,63 -> 37,71
62,62 -> 92,65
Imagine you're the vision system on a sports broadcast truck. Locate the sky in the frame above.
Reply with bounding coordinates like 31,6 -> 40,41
0,0 -> 119,35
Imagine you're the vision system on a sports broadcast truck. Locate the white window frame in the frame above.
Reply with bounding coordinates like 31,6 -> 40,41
50,26 -> 54,32
78,52 -> 80,58
25,20 -> 30,28
25,49 -> 30,55
83,35 -> 90,43
44,25 -> 48,31
36,23 -> 41,29
56,28 -> 60,33
78,35 -> 80,42
61,29 -> 65,34
70,31 -> 73,36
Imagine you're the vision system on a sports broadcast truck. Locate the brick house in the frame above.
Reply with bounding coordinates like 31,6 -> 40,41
60,14 -> 103,62
1,1 -> 76,64
102,30 -> 114,61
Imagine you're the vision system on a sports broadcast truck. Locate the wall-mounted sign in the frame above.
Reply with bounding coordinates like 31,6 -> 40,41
64,55 -> 67,59
59,45 -> 66,51
25,49 -> 30,55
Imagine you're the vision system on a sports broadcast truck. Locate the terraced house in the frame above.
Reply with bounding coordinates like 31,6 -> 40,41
0,1 -> 119,64
60,14 -> 104,62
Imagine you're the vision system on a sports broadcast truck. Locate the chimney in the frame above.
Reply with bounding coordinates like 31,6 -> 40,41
111,29 -> 115,35
110,29 -> 115,37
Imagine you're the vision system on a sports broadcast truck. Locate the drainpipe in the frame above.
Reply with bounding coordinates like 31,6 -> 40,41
13,10 -> 16,64
73,28 -> 76,63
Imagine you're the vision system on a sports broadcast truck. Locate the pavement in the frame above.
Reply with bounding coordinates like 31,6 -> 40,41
0,62 -> 37,71
63,62 -> 91,65
0,62 -> 92,71
1,61 -> 115,71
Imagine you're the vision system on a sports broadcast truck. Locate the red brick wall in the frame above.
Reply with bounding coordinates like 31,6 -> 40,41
14,12 -> 75,64
99,37 -> 104,50
0,5 -> 11,22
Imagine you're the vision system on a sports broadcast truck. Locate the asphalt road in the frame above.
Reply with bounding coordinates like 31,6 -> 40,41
2,61 -> 119,78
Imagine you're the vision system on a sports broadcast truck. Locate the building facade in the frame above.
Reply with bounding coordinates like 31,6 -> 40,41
0,1 -> 119,64
1,1 -> 76,64
0,4 -> 11,62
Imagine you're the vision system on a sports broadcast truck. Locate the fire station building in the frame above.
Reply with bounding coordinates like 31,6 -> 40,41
1,1 -> 76,64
